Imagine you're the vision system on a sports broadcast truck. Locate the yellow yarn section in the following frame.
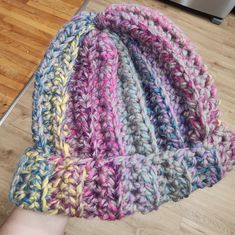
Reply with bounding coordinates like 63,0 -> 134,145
41,177 -> 49,211
11,149 -> 51,211
79,168 -> 87,217
44,25 -> 95,215
46,163 -> 88,216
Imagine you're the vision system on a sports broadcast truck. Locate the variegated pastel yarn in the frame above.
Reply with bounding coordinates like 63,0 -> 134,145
9,4 -> 235,220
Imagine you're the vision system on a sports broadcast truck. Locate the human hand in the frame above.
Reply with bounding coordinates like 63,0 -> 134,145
0,207 -> 68,235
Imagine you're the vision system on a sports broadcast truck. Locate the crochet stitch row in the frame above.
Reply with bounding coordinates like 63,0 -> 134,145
9,4 -> 235,220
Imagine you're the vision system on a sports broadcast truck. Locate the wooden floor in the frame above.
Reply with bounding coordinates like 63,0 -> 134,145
0,0 -> 85,120
0,0 -> 235,234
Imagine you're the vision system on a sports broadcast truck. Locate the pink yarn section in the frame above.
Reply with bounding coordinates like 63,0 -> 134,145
48,30 -> 126,219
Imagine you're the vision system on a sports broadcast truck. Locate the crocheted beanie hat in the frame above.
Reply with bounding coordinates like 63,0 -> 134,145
10,4 -> 235,220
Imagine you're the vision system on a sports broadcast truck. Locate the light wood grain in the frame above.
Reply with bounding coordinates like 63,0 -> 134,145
0,0 -> 84,118
0,0 -> 235,234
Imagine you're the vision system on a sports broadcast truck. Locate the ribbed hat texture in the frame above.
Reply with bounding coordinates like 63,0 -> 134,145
9,4 -> 235,220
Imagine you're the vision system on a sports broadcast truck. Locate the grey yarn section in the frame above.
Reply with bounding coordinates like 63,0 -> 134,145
107,31 -> 159,157
107,31 -> 194,212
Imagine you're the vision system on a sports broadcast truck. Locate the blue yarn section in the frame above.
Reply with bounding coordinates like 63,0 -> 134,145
124,38 -> 184,150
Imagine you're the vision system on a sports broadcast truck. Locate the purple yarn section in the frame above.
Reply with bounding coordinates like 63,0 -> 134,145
95,4 -> 219,142
68,30 -> 125,219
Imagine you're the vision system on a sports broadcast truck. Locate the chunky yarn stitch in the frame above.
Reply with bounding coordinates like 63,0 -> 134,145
9,4 -> 235,220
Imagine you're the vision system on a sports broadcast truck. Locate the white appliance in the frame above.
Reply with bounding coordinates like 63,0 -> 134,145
169,0 -> 235,24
